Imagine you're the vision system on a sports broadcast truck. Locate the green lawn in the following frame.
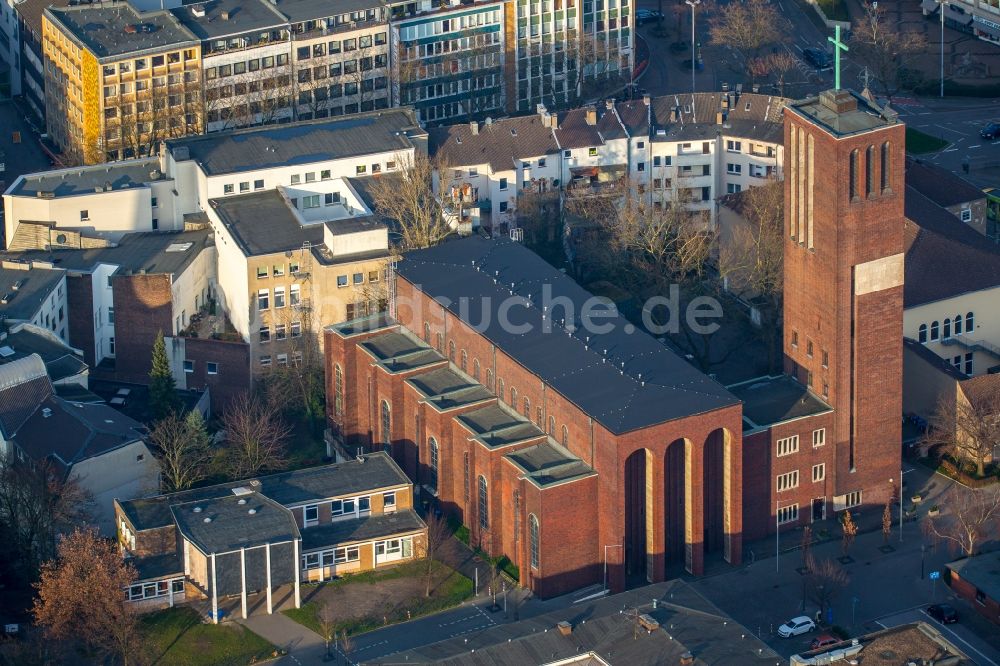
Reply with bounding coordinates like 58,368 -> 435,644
906,127 -> 950,154
284,560 -> 473,637
140,607 -> 277,666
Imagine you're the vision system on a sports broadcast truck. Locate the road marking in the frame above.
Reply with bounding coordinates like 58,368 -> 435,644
352,639 -> 388,655
969,145 -> 982,149
943,148 -> 959,152
474,605 -> 499,626
916,610 -> 999,666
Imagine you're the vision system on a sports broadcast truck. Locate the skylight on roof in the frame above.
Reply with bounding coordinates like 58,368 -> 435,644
0,346 -> 14,358
165,242 -> 193,253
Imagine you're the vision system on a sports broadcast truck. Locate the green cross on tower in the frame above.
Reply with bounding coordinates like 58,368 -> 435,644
828,25 -> 849,91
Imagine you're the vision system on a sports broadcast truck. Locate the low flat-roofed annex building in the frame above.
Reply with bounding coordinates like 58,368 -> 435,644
0,260 -> 68,343
115,452 -> 426,617
325,236 -> 745,596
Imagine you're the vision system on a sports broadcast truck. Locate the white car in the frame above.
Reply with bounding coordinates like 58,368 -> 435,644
777,616 -> 816,638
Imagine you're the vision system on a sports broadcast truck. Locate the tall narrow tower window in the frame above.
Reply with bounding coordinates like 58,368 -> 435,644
865,146 -> 874,198
880,141 -> 891,192
849,149 -> 859,201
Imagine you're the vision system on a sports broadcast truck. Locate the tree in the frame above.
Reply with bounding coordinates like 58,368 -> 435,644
0,454 -> 92,581
339,629 -> 354,666
317,601 -> 337,662
765,51 -> 798,98
925,486 -> 1000,557
368,152 -> 451,250
222,393 -> 291,478
33,528 -> 140,665
800,525 -> 813,567
882,500 -> 893,544
850,2 -> 926,101
149,330 -> 180,420
924,387 -> 1000,478
148,411 -> 212,492
423,512 -> 452,598
841,510 -> 858,556
709,0 -> 784,77
803,555 -> 849,619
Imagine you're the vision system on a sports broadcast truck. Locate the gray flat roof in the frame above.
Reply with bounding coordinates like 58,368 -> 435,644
300,509 -> 425,552
46,5 -> 197,60
359,330 -> 445,373
505,440 -> 595,488
0,266 -> 64,321
787,89 -> 898,138
172,0 -> 286,40
329,312 -> 396,337
210,190 -> 322,256
275,0 -> 384,23
9,158 -> 164,198
396,236 -> 739,434
948,553 -> 1000,603
166,109 -> 425,176
120,452 -> 410,531
728,375 -> 831,431
406,366 -> 494,411
172,493 -> 299,555
3,228 -> 212,279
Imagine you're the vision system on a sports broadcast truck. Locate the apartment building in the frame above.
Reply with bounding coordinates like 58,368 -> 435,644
114,453 -> 426,616
13,0 -> 71,124
42,3 -> 202,164
0,260 -> 68,342
922,0 -> 1000,44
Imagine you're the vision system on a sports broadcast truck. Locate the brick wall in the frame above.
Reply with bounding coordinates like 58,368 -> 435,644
113,273 -> 173,384
66,273 -> 95,367
949,570 -> 1000,626
179,336 -> 251,414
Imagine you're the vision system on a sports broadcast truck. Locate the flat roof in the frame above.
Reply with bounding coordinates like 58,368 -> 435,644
505,440 -> 595,488
329,312 -> 396,337
406,366 -> 494,411
359,330 -> 445,373
3,229 -> 212,280
167,109 -> 425,176
300,509 -> 425,552
728,375 -> 831,431
46,5 -> 197,60
274,0 -> 384,23
395,236 -> 739,434
787,89 -> 898,138
8,158 -> 164,198
172,493 -> 299,555
210,189 -> 323,256
948,553 -> 1000,602
120,452 -> 409,531
0,265 -> 65,322
172,0 -> 286,40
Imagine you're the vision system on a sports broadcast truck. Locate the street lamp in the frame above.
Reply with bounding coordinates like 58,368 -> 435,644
685,0 -> 701,93
936,0 -> 946,97
603,543 -> 623,595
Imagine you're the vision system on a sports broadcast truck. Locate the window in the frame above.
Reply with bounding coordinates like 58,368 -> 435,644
239,182 -> 250,193
356,164 -> 367,175
353,273 -> 364,285
955,316 -> 963,335
383,491 -> 396,508
777,435 -> 799,457
523,397 -> 530,418
472,359 -> 480,381
961,208 -> 972,223
486,369 -> 494,391
380,400 -> 391,449
368,270 -> 380,282
304,504 -> 319,526
257,289 -> 269,310
290,284 -> 301,306
844,490 -> 862,509
930,321 -> 940,340
812,463 -> 825,482
777,504 -> 799,525
727,183 -> 742,194
337,275 -> 348,288
975,588 -> 986,606
822,350 -> 829,368
965,352 -> 973,376
849,149 -> 858,200
944,318 -> 952,339
812,428 -> 826,447
637,162 -> 645,172
478,476 -> 489,530
562,425 -> 569,447
865,145 -> 874,197
529,514 -> 540,569
499,202 -> 508,213
207,362 -> 218,375
499,177 -> 508,190
966,312 -> 974,333
80,210 -> 90,221
806,340 -> 813,358
463,452 -> 470,501
291,174 -> 301,185
274,287 -> 286,308
777,470 -> 799,492
259,327 -> 271,343
880,141 -> 890,191
726,140 -> 742,152
727,163 -> 741,174
918,324 -> 928,343
448,341 -> 456,362
183,360 -> 194,373
303,195 -> 320,209
460,350 -> 468,372
548,416 -> 556,437
429,437 -> 439,492
588,147 -> 598,157
334,365 -> 344,417
275,324 -> 287,341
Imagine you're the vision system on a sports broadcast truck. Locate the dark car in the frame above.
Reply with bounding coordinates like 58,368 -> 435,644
803,47 -> 830,70
981,122 -> 1000,140
927,603 -> 958,624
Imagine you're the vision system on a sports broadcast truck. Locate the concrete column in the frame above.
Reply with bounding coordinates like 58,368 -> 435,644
265,542 -> 273,615
210,552 -> 218,624
168,579 -> 174,608
293,538 -> 301,609
240,547 -> 248,620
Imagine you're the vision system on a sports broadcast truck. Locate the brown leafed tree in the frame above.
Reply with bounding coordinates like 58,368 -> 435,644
423,512 -> 452,598
850,2 -> 926,101
924,387 -> 1000,478
841,510 -> 858,556
368,152 -> 451,250
925,486 -> 1000,557
709,0 -> 784,72
0,454 -> 93,579
33,528 -> 140,665
803,554 -> 849,618
883,500 -> 893,544
221,392 -> 291,478
148,411 -> 212,492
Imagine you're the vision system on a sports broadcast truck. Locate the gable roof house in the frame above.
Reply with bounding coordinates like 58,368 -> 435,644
0,354 -> 158,534
906,156 -> 988,238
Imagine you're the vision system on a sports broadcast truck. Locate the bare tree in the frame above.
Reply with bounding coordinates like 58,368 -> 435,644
33,528 -> 140,666
221,393 -> 291,479
709,0 -> 784,76
0,454 -> 92,580
800,525 -> 813,567
423,512 -> 452,598
148,411 -> 212,492
339,629 -> 354,666
765,51 -> 798,97
803,554 -> 849,619
925,486 -> 1000,557
205,67 -> 292,132
317,601 -> 337,662
841,510 -> 858,556
368,152 -> 451,250
850,2 -> 926,101
924,388 -> 1000,478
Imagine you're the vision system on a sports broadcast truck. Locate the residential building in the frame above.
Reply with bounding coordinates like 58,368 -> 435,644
906,156 -> 988,237
1,0 -> 21,99
922,0 -> 1000,45
12,0 -> 71,125
0,353 -> 159,533
947,552 -> 1000,626
42,4 -> 202,164
0,260 -> 68,342
114,453 -> 426,617
0,322 -> 89,389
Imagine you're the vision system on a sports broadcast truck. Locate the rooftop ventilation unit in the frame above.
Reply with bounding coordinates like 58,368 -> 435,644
191,5 -> 206,17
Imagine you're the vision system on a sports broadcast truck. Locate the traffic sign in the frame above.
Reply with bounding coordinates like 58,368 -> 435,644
929,570 -> 941,580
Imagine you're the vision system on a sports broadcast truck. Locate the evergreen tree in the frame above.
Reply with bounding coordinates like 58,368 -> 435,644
149,330 -> 179,419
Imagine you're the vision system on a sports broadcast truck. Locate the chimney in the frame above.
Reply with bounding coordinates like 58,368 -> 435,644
42,407 -> 52,418
643,93 -> 651,106
585,107 -> 597,126
716,111 -> 724,125
557,621 -> 572,636
221,9 -> 231,20
470,121 -> 479,135
605,98 -> 614,110
680,652 -> 694,666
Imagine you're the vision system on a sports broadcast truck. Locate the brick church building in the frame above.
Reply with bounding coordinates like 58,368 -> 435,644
324,88 -> 905,597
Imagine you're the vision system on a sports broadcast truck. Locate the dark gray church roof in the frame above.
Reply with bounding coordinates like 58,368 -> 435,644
395,237 -> 738,434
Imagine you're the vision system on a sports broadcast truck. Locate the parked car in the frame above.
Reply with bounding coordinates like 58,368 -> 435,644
980,122 -> 1000,140
810,634 -> 840,650
927,603 -> 959,624
803,47 -> 830,70
777,616 -> 816,638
